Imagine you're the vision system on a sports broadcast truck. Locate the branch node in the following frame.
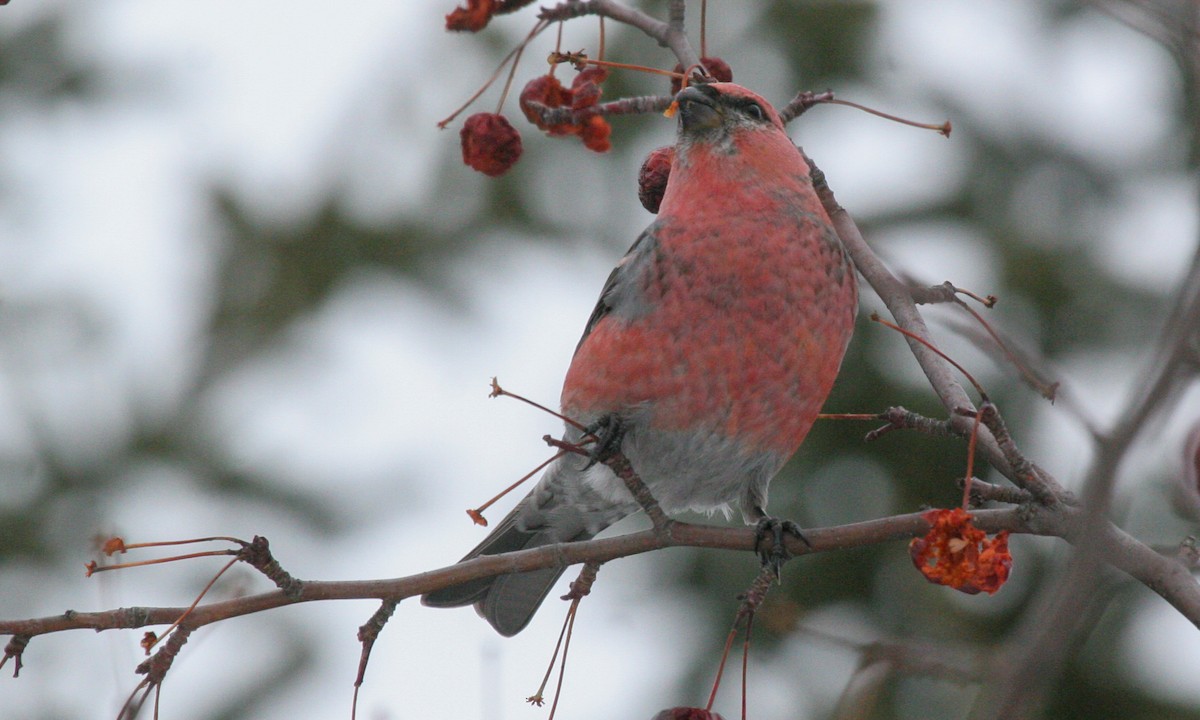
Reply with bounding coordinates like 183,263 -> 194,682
354,599 -> 400,690
1,634 -> 29,677
1177,536 -> 1200,569
959,477 -> 1034,506
602,450 -> 674,536
975,403 -> 1066,506
561,561 -> 601,601
238,536 -> 304,599
866,406 -> 963,442
135,625 -> 192,685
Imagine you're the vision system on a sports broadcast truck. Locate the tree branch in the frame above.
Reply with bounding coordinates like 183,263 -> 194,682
538,0 -> 699,68
976,224 -> 1200,720
6,503 -> 1200,657
806,153 -> 1074,505
0,511 -> 1014,642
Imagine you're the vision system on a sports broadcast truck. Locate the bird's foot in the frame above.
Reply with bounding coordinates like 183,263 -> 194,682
582,414 -> 626,469
754,516 -> 810,581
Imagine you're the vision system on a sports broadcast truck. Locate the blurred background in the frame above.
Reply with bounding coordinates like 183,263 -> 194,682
1,0 -> 1198,718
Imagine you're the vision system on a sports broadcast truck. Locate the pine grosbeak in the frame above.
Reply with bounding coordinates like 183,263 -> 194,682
423,82 -> 858,636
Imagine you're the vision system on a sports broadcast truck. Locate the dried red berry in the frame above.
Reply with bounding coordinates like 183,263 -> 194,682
671,56 -> 734,95
460,113 -> 523,177
638,146 -> 674,213
519,70 -> 613,153
520,74 -> 572,133
580,114 -> 612,153
570,66 -> 609,109
909,507 -> 1012,595
445,0 -> 496,32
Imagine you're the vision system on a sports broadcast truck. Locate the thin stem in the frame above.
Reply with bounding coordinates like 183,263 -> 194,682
528,606 -> 572,706
437,20 -> 550,129
870,312 -> 988,400
112,537 -> 245,553
548,51 -> 685,79
741,613 -> 754,720
491,377 -> 588,432
707,626 -> 737,711
953,298 -> 1059,401
87,550 -> 238,576
546,599 -> 580,720
468,450 -> 568,525
145,557 -> 239,651
826,98 -> 952,137
818,413 -> 883,421
962,409 -> 983,510
553,20 -> 564,76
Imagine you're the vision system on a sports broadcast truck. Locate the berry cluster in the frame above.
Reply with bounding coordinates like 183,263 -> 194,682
446,1 -> 734,184
519,67 -> 612,153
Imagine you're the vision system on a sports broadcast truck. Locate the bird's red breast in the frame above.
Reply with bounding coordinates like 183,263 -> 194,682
561,85 -> 856,460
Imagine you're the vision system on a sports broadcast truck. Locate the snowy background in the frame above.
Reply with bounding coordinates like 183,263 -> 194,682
1,1 -> 1198,719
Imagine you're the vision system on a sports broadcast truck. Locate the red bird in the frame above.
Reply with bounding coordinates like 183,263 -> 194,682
423,82 -> 858,636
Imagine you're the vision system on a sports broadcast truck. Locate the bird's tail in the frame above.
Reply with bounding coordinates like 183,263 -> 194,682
421,504 -> 595,637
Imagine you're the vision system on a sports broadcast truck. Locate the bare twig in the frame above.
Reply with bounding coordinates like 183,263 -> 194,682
807,152 -> 1076,507
865,406 -> 963,442
778,90 -> 836,123
806,157 -> 999,464
352,599 -> 399,719
975,229 -> 1200,720
538,0 -> 699,68
7,504 -> 1200,653
960,477 -> 1034,507
520,94 -> 673,128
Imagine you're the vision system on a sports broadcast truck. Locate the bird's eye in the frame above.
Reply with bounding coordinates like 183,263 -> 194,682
746,103 -> 765,122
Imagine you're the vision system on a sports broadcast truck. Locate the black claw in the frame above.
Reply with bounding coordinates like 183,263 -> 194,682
754,516 -> 808,581
582,414 -> 625,469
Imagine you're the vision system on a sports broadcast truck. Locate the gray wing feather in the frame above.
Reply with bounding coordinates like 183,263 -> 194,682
574,226 -> 660,355
421,500 -> 595,637
422,225 -> 661,635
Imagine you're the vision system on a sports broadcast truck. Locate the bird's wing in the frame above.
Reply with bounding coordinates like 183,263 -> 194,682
573,225 -> 660,356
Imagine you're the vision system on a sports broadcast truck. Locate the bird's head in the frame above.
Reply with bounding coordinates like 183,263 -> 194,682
658,82 -> 811,216
674,82 -> 785,148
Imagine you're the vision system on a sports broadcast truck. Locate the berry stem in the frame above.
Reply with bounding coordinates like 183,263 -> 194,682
869,312 -> 989,401
552,20 -> 564,76
817,412 -> 883,421
467,449 -> 568,526
598,16 -> 606,61
145,557 -> 239,651
706,624 -> 738,711
87,549 -> 238,576
438,19 -> 550,129
547,51 -> 684,80
963,408 -> 983,509
826,98 -> 952,137
490,377 -> 588,432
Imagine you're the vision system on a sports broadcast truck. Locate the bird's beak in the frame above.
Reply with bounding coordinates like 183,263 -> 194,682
675,86 -> 723,132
